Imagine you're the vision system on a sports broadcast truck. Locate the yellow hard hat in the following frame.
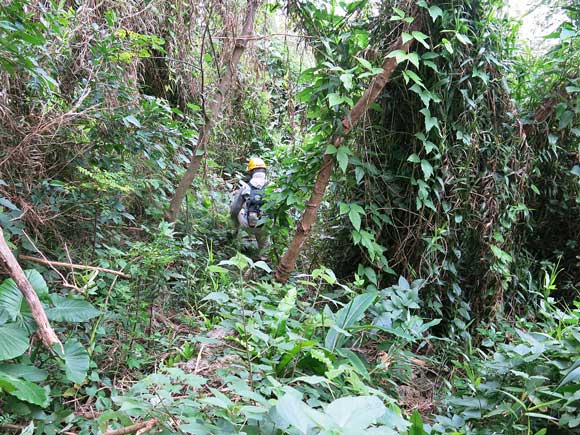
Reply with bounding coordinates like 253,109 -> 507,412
247,157 -> 267,172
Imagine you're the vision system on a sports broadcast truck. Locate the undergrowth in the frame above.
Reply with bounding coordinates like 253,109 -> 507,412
0,0 -> 579,434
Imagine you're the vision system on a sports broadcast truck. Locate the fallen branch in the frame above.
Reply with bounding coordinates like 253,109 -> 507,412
0,228 -> 63,352
20,255 -> 131,279
103,418 -> 158,435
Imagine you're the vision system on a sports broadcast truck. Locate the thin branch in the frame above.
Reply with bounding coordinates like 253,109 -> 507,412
20,255 -> 131,279
102,419 -> 157,435
210,32 -> 311,40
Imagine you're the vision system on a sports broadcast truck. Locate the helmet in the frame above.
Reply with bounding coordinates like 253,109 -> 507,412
247,157 -> 267,172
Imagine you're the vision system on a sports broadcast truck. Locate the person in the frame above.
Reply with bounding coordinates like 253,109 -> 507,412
229,157 -> 270,253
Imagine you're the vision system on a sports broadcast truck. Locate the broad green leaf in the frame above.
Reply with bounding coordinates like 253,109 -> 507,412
326,396 -> 386,430
402,32 -> 413,44
0,323 -> 29,360
0,363 -> 48,382
423,60 -> 438,72
296,87 -> 313,103
421,160 -> 434,179
355,166 -> 365,184
0,197 -> 18,210
336,146 -> 349,173
340,348 -> 370,379
349,208 -> 362,231
407,52 -> 420,68
0,371 -> 49,407
25,270 -> 48,296
325,144 -> 338,155
419,108 -> 439,132
408,154 -> 420,163
339,73 -> 354,90
18,32 -> 45,46
201,292 -> 229,303
0,270 -> 47,323
442,38 -> 453,54
206,265 -> 229,274
253,261 -> 272,273
398,276 -> 410,290
0,278 -> 23,322
560,27 -> 577,39
412,31 -> 430,48
325,292 -> 377,351
403,70 -> 423,87
46,295 -> 100,323
328,93 -> 343,107
276,391 -> 330,433
428,5 -> 443,22
386,49 -> 409,64
355,56 -> 373,70
424,140 -> 437,154
456,33 -> 472,45
559,110 -> 574,129
490,245 -> 512,263
63,340 -> 89,384
558,358 -> 580,388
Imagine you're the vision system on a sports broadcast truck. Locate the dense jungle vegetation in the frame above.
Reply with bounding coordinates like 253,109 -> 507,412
0,0 -> 579,433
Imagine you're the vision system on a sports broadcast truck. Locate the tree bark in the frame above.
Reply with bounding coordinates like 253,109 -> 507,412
274,32 -> 417,283
0,227 -> 63,352
165,0 -> 260,222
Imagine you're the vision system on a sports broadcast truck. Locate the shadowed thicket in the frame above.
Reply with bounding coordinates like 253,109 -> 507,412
280,0 -> 579,329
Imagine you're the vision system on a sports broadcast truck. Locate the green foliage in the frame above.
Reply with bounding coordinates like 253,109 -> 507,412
275,391 -> 410,434
0,323 -> 29,361
1,0 -> 579,434
0,269 -> 97,413
325,291 -> 376,352
0,0 -> 57,89
432,295 -> 580,434
61,340 -> 90,385
0,371 -> 50,408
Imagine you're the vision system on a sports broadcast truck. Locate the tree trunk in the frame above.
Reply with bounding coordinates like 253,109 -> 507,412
274,32 -> 417,283
0,227 -> 63,352
166,0 -> 260,222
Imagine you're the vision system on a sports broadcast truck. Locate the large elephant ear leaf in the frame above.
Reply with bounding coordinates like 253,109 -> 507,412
0,323 -> 29,361
0,269 -> 48,324
46,294 -> 100,322
0,370 -> 50,407
63,339 -> 89,384
25,270 -> 48,296
0,276 -> 25,322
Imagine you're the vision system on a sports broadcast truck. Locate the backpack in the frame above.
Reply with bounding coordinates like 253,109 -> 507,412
244,183 -> 265,228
